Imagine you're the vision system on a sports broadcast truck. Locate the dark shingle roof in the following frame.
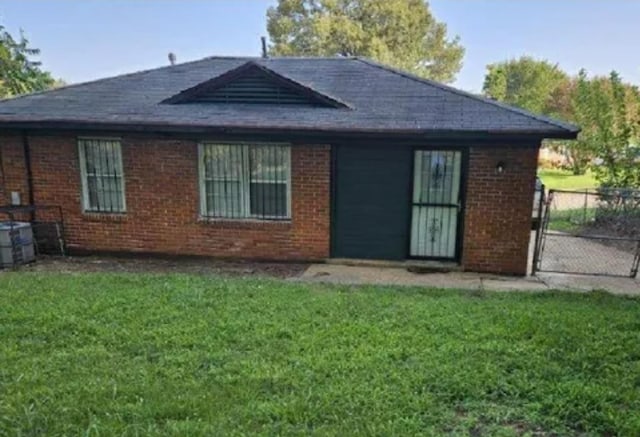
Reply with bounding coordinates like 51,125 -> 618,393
0,56 -> 578,138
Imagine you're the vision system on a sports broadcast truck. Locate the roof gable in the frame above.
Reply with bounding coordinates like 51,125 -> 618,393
162,61 -> 349,108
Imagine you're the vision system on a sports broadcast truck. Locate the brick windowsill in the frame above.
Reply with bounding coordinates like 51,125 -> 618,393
82,212 -> 128,222
197,216 -> 293,229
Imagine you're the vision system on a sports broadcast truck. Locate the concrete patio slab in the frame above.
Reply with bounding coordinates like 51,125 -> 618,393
298,263 -> 640,295
481,277 -> 550,292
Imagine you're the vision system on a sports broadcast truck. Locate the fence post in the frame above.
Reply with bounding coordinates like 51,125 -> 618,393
583,188 -> 588,224
532,183 -> 546,275
632,241 -> 640,279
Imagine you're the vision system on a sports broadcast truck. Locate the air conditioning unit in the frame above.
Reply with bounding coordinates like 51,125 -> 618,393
0,221 -> 35,267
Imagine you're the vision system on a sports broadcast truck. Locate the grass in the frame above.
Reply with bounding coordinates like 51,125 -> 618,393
538,169 -> 597,190
1,273 -> 640,436
548,207 -> 597,233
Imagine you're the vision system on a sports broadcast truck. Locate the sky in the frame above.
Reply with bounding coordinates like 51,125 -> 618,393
1,0 -> 639,93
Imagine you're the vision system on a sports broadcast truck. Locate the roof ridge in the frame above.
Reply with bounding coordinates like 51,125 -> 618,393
0,55 -> 247,104
262,56 -> 358,60
354,57 -> 579,133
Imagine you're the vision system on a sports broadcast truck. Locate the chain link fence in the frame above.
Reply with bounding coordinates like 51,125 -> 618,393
535,188 -> 640,278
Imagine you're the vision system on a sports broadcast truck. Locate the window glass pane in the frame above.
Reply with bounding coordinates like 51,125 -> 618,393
205,180 -> 242,217
416,151 -> 460,205
250,145 -> 288,182
204,145 -> 242,180
249,145 -> 289,218
103,141 -> 122,176
86,175 -> 99,209
83,141 -> 98,174
100,176 -> 123,211
88,176 -> 122,212
423,152 -> 447,203
250,182 -> 287,217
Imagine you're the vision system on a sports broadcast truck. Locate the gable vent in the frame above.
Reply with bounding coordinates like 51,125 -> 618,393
162,61 -> 349,108
192,69 -> 314,105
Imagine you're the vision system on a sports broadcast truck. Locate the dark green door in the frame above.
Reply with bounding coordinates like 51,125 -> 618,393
332,144 -> 412,260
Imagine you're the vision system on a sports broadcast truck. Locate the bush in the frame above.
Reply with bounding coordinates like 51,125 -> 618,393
595,188 -> 640,238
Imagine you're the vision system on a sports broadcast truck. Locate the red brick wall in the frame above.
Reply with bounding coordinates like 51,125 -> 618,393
462,145 -> 539,275
1,134 -> 538,274
0,134 -> 331,261
0,134 -> 29,207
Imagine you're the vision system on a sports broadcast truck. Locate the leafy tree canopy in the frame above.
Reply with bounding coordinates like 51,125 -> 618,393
573,70 -> 640,188
483,56 -> 569,115
0,24 -> 55,98
267,0 -> 465,83
483,56 -> 640,186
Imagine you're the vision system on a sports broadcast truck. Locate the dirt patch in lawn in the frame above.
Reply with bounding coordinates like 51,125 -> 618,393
14,255 -> 308,278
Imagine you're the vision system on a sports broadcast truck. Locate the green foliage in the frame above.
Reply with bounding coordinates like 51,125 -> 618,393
484,57 -> 640,185
0,24 -> 55,98
267,0 -> 464,83
482,57 -> 593,175
483,56 -> 569,115
574,70 -> 640,188
565,71 -> 640,181
2,273 -> 640,435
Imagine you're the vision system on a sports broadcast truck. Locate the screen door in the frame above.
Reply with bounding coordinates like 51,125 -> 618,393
410,150 -> 462,258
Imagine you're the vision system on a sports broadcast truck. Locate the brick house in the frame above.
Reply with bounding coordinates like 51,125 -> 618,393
0,57 -> 578,275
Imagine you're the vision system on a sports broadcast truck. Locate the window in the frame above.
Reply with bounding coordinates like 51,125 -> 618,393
199,143 -> 291,220
78,138 -> 126,213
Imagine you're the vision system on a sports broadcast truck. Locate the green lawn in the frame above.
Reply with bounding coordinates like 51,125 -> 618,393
538,169 -> 597,190
548,207 -> 597,233
1,273 -> 640,436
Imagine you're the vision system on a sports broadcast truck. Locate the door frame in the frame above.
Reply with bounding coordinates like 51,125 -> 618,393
406,146 -> 469,262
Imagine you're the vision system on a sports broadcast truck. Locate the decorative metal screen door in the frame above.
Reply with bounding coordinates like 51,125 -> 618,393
410,150 -> 462,258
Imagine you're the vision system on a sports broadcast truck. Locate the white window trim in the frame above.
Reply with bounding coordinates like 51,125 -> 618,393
78,137 -> 127,213
198,142 -> 292,220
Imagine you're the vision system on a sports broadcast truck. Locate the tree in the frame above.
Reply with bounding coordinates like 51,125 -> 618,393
482,57 -> 640,183
545,78 -> 594,175
266,0 -> 465,83
483,57 -> 592,175
574,70 -> 640,188
0,24 -> 54,98
482,56 -> 569,115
